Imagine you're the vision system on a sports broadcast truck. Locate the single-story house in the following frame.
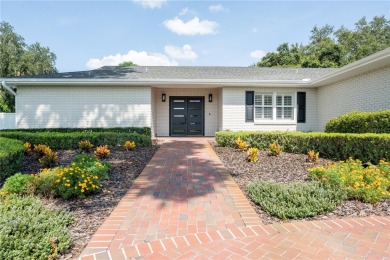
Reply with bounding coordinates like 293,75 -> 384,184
1,47 -> 389,136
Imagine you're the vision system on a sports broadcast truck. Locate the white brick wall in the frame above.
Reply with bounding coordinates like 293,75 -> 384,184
155,88 -> 219,136
16,85 -> 152,129
317,66 -> 390,131
222,87 -> 318,132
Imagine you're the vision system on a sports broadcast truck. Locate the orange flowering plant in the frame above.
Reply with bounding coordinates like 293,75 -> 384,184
309,158 -> 390,204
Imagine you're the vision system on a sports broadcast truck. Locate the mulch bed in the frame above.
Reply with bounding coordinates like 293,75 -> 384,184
211,143 -> 390,225
13,145 -> 158,259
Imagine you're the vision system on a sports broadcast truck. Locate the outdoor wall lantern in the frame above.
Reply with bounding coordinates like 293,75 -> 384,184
162,93 -> 166,102
209,94 -> 213,102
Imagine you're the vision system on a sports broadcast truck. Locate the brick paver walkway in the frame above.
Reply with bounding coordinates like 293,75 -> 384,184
79,138 -> 390,259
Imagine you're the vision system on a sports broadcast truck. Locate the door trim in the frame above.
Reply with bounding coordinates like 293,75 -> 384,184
169,96 -> 205,136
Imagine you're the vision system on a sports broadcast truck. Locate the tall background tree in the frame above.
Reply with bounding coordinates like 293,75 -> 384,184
257,16 -> 390,68
0,21 -> 57,112
118,61 -> 137,66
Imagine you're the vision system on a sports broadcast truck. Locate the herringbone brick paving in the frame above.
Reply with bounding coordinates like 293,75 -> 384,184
79,138 -> 390,259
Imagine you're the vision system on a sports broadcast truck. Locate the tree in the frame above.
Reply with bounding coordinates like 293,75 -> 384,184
118,61 -> 137,66
0,21 -> 57,112
257,16 -> 390,68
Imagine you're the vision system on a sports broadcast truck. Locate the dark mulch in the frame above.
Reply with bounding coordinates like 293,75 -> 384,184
212,143 -> 390,225
14,145 -> 158,259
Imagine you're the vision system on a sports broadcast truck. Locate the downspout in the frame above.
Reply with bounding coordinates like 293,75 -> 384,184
1,81 -> 17,96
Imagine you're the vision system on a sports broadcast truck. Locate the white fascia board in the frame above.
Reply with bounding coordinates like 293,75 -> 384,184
0,78 -> 313,87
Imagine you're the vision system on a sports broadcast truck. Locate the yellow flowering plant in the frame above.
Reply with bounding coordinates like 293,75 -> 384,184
246,147 -> 259,163
268,142 -> 282,156
54,154 -> 110,199
24,142 -> 32,154
124,141 -> 136,151
307,150 -> 319,162
235,137 -> 248,151
309,158 -> 390,204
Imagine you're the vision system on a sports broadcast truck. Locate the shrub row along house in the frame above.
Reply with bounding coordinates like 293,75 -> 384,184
1,47 -> 389,136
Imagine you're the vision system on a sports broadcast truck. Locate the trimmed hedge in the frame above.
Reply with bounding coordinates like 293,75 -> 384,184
0,127 -> 151,137
325,110 -> 390,133
0,138 -> 24,181
215,131 -> 390,164
0,131 -> 151,150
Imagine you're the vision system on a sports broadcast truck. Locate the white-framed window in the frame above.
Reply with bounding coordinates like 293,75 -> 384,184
254,93 -> 295,122
276,94 -> 294,120
254,94 -> 273,120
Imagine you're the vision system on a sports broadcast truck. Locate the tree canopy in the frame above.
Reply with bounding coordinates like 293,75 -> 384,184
118,61 -> 137,66
257,16 -> 390,68
0,21 -> 57,112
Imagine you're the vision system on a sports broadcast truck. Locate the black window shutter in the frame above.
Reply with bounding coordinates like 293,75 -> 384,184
297,92 -> 306,123
245,91 -> 254,122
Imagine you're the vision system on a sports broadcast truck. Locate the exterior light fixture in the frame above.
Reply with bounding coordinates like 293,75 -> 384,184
209,94 -> 213,102
162,93 -> 166,102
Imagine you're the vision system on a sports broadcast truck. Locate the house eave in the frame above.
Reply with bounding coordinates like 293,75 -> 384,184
0,78 -> 313,88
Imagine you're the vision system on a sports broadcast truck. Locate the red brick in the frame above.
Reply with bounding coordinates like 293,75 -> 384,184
123,246 -> 139,258
161,238 -> 177,250
186,234 -> 202,246
149,240 -> 164,253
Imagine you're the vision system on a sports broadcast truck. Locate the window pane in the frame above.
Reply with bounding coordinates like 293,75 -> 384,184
255,107 -> 262,119
264,107 -> 273,119
264,95 -> 273,106
284,96 -> 292,106
255,95 -> 262,106
284,107 -> 293,119
276,96 -> 282,106
277,107 -> 282,118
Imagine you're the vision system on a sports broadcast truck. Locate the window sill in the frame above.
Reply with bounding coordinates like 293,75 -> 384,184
254,120 -> 296,125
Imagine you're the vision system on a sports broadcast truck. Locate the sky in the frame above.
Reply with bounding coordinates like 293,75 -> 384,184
1,0 -> 389,72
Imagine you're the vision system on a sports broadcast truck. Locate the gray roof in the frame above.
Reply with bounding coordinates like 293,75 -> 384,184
14,66 -> 338,81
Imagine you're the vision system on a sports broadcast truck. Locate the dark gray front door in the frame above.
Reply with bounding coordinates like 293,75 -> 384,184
170,97 -> 204,136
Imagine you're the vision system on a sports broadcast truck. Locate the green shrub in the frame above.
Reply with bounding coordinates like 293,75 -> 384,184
0,194 -> 73,259
247,181 -> 347,219
1,173 -> 35,195
309,158 -> 390,204
0,131 -> 151,149
54,155 -> 110,199
0,137 -> 24,180
325,110 -> 390,133
33,169 -> 58,198
78,140 -> 94,153
38,147 -> 59,168
215,131 -> 390,164
0,126 -> 151,136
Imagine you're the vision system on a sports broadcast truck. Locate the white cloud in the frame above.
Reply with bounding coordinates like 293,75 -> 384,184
164,44 -> 198,60
179,7 -> 197,16
252,27 -> 258,33
250,50 -> 267,59
133,0 -> 166,9
209,4 -> 228,12
164,17 -> 218,35
86,50 -> 177,69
